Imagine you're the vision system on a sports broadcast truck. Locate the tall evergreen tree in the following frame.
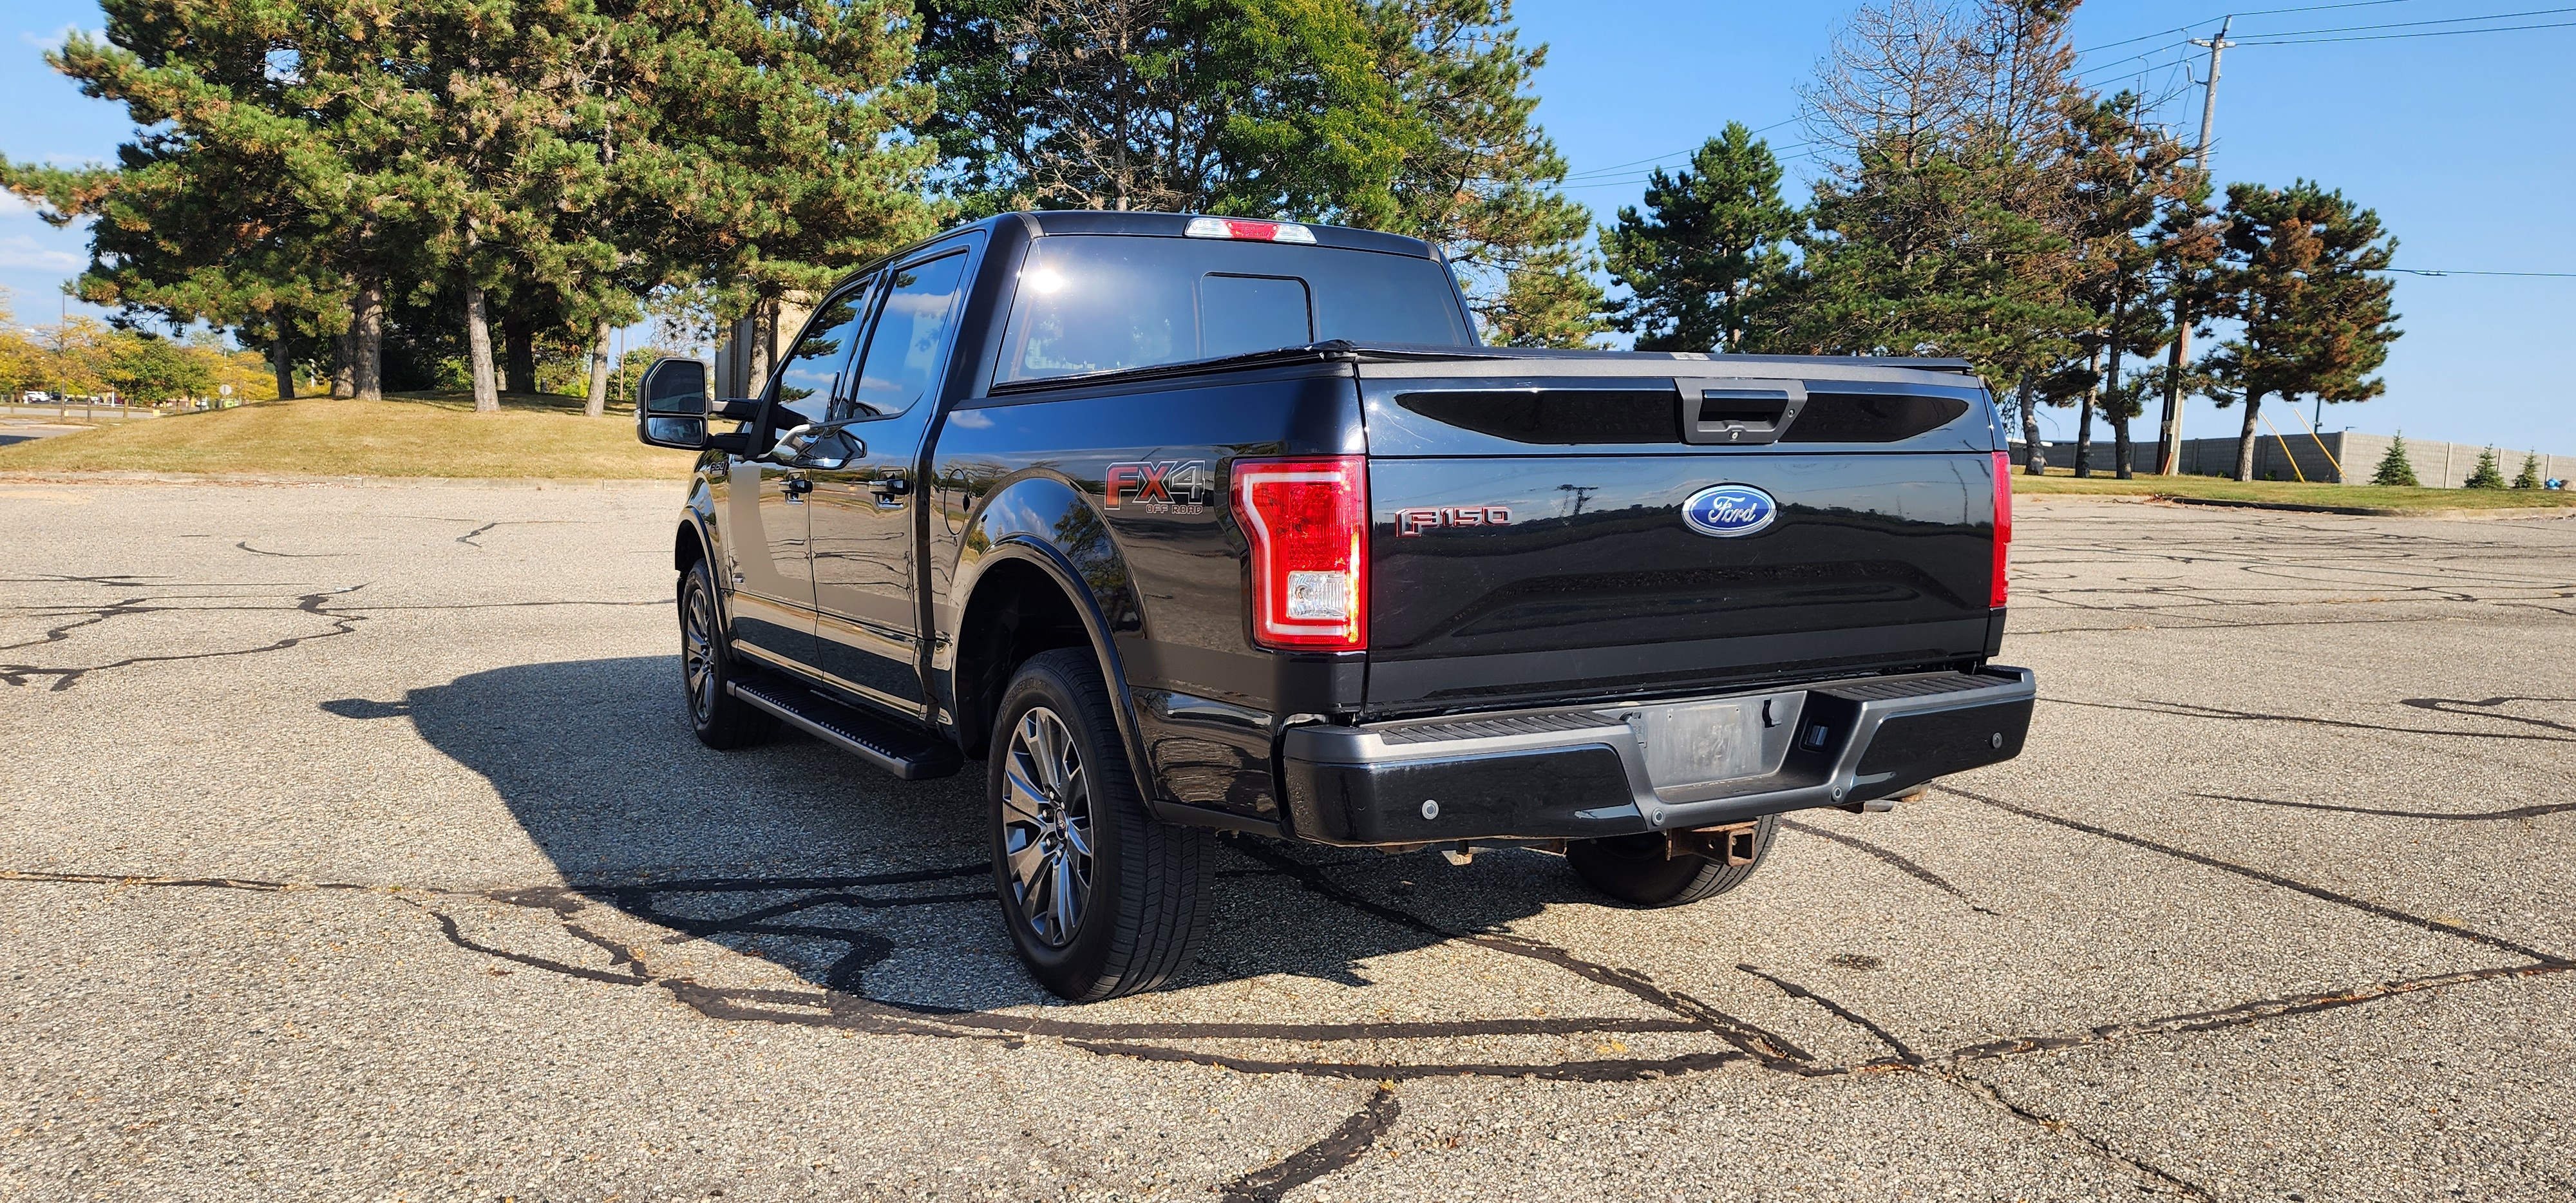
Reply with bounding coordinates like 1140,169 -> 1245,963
1386,0 -> 1604,347
2149,174 -> 2223,475
2057,90 -> 2196,478
1788,0 -> 2094,472
2514,452 -> 2543,490
911,0 -> 1604,346
910,0 -> 1405,218
1601,123 -> 1797,352
0,0 -> 410,399
2202,180 -> 2401,482
15,0 -> 936,414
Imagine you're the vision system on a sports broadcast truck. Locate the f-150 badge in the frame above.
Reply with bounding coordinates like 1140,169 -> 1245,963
1396,506 -> 1512,536
1682,484 -> 1778,536
1104,459 -> 1212,513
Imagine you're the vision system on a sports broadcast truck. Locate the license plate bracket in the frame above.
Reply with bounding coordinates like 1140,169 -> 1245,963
1619,691 -> 1806,800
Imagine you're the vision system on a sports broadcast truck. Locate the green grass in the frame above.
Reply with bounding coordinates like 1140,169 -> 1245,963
2013,468 -> 2576,512
0,390 -> 699,479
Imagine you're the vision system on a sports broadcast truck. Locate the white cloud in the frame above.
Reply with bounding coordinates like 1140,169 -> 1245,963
0,235 -> 84,272
20,23 -> 100,51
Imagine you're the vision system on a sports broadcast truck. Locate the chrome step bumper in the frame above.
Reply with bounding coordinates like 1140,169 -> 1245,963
1278,667 -> 2036,846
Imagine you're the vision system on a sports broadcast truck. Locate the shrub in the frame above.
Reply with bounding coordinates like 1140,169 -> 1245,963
2371,433 -> 2420,486
2513,453 -> 2542,490
2464,447 -> 2506,489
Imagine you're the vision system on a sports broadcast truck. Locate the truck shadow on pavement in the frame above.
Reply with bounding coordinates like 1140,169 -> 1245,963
372,656 -> 1829,1089
283,650 -> 2576,1199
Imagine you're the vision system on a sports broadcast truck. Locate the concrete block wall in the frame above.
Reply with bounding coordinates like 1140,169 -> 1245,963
2012,432 -> 2572,488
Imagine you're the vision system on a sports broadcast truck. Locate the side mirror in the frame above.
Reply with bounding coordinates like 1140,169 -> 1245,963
634,357 -> 709,450
765,422 -> 862,471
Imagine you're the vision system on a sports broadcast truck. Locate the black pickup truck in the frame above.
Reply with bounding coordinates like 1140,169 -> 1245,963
634,211 -> 2033,1000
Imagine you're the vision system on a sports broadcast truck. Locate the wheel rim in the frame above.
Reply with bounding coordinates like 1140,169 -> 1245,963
681,576 -> 717,723
1001,705 -> 1093,948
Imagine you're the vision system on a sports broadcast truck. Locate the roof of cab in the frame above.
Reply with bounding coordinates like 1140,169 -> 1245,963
993,210 -> 1439,260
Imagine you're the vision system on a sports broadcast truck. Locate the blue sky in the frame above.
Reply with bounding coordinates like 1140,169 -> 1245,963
6,0 -> 2572,451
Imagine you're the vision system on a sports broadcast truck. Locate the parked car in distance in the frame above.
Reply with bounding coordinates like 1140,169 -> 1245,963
634,210 -> 2034,999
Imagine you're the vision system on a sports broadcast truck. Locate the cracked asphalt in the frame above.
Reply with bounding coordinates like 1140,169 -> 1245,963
2,480 -> 2572,1202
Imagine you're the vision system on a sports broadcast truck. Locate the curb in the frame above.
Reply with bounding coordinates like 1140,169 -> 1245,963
2162,496 -> 2576,520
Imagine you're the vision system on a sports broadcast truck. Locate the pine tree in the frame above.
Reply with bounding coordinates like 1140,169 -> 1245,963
2513,452 -> 2543,489
2057,90 -> 2198,479
2204,181 -> 2402,482
1602,123 -> 1797,352
1786,0 -> 2096,471
911,0 -> 1605,346
2464,447 -> 2505,489
1,3 -> 382,400
2371,433 -> 2419,486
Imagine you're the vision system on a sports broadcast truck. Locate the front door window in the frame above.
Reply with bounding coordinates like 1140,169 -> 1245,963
771,281 -> 871,428
807,250 -> 974,709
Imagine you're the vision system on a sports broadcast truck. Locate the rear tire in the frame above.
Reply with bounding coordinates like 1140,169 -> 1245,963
679,556 -> 773,750
989,648 -> 1213,1000
1569,815 -> 1779,907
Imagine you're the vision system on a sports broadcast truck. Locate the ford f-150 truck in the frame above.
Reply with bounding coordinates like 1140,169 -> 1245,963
634,210 -> 2034,1000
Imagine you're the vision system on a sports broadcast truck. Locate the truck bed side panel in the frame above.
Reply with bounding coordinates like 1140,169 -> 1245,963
929,364 -> 1363,823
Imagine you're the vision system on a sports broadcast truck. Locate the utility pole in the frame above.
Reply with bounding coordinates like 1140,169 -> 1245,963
2190,17 -> 2233,176
2159,17 -> 2235,476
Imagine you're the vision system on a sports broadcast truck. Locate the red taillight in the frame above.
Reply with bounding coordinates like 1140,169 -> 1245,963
1991,450 -> 2012,607
1232,456 -> 1367,650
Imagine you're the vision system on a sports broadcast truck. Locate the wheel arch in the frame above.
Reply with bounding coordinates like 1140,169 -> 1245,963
947,473 -> 1157,807
674,519 -> 708,572
952,542 -> 1155,803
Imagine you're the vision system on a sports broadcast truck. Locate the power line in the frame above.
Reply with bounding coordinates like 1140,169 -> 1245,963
2239,16 -> 2576,43
2074,0 -> 2427,56
2249,5 -> 2576,37
2079,3 -> 2566,64
2385,267 -> 2576,278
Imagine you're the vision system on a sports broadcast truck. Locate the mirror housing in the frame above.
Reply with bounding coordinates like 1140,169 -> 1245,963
634,357 -> 710,450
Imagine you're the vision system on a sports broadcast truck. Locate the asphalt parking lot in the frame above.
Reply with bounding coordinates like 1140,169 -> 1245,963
2,480 -> 2571,1202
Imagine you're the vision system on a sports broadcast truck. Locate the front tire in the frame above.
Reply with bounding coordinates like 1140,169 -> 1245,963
989,648 -> 1213,1000
678,556 -> 773,750
1569,815 -> 1779,907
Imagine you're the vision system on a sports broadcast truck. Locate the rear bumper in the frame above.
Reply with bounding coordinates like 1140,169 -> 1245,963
1278,667 -> 2035,846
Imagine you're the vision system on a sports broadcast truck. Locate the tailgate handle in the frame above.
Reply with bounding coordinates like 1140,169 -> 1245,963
1677,379 -> 1806,446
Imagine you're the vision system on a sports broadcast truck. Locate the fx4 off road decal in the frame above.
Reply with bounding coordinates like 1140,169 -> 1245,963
1104,460 -> 1213,513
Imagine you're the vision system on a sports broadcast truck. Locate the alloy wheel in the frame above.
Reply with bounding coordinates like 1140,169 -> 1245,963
1001,705 -> 1094,947
681,577 -> 717,723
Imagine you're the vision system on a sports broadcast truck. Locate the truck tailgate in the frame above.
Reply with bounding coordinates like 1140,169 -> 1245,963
1359,363 -> 2003,713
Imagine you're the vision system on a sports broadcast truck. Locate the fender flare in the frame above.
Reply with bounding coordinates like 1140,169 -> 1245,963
672,473 -> 726,623
950,475 -> 1160,811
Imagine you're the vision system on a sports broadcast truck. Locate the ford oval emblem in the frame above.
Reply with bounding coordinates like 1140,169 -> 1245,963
1681,484 -> 1778,537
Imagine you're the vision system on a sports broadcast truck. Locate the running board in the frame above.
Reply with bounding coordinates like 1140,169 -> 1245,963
727,677 -> 964,781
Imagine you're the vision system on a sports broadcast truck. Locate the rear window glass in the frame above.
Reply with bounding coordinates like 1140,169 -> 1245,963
999,235 -> 1472,383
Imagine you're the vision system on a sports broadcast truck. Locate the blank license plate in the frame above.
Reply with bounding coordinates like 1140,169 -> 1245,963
1629,699 -> 1763,789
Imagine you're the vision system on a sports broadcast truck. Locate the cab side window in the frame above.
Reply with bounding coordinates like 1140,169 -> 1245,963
838,253 -> 969,422
768,279 -> 872,428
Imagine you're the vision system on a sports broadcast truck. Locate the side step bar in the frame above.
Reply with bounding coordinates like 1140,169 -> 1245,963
727,676 -> 964,781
